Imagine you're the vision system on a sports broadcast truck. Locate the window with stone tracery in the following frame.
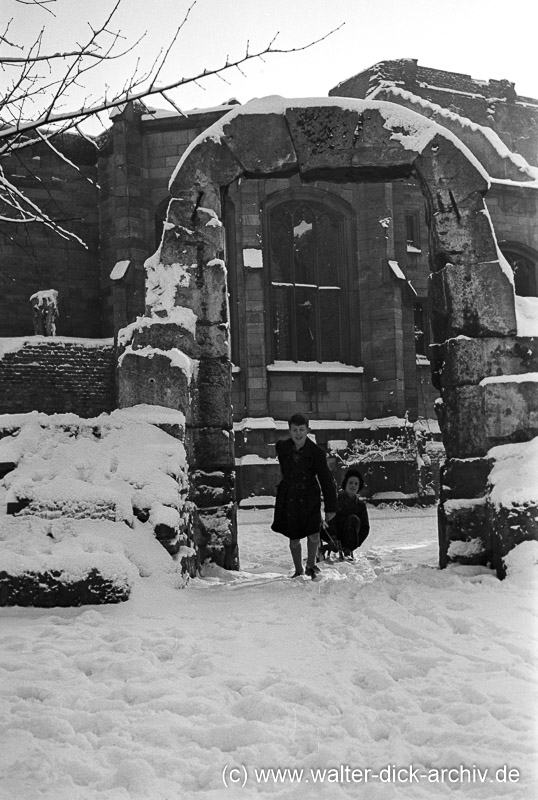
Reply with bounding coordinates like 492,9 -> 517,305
267,196 -> 348,362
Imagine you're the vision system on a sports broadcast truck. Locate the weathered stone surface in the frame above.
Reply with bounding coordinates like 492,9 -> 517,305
127,318 -> 230,361
191,426 -> 235,472
483,378 -> 538,445
191,468 -> 235,509
429,261 -> 516,339
439,385 -> 486,458
169,138 -> 242,197
442,336 -> 538,387
172,260 -> 230,327
441,457 -> 492,500
194,321 -> 230,359
286,106 -> 416,181
193,357 -> 233,429
222,113 -> 297,175
415,133 -> 494,269
163,196 -> 225,260
438,499 -> 490,568
118,350 -> 191,417
195,502 -> 238,570
128,321 -> 198,359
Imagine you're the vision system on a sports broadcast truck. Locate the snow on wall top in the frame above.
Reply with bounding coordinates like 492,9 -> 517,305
170,95 -> 490,189
0,336 -> 114,360
0,405 -> 186,435
0,407 -> 189,527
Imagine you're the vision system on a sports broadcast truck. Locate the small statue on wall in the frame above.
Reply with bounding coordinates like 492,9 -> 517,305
30,290 -> 59,336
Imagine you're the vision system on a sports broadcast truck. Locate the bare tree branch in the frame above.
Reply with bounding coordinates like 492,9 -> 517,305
0,0 -> 344,247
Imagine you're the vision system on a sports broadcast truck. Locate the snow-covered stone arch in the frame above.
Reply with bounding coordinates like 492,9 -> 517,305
120,96 -> 537,575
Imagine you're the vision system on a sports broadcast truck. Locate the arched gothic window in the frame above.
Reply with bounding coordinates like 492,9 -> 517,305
266,194 -> 351,363
499,242 -> 538,297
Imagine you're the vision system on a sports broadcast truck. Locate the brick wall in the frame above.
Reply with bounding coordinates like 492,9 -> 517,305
0,338 -> 115,417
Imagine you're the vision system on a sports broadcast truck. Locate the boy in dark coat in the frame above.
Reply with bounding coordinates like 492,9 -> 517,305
322,467 -> 370,560
272,413 -> 337,579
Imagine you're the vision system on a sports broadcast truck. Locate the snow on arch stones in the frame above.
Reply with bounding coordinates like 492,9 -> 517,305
151,96 -> 527,573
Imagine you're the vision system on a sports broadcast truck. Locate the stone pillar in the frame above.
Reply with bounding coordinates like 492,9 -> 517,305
118,134 -> 242,570
416,136 -> 537,574
98,103 -> 149,337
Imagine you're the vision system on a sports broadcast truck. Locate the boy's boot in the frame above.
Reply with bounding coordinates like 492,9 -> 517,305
305,535 -> 321,579
290,541 -> 303,577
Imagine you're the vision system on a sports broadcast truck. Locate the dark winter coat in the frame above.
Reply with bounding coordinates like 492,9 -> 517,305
271,437 -> 337,540
332,489 -> 370,547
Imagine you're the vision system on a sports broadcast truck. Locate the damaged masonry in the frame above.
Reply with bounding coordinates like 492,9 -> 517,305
118,96 -> 538,579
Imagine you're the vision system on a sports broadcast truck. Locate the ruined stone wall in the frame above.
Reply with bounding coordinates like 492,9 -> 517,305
0,134 -> 100,338
97,106 -> 233,337
331,59 -> 538,166
0,338 -> 115,417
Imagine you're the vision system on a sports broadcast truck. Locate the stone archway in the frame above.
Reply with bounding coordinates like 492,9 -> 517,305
119,96 -> 537,575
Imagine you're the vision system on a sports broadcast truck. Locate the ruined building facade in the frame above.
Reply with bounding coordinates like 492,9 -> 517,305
1,60 -> 537,573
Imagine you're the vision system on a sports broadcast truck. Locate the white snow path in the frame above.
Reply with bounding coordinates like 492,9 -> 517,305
0,506 -> 537,800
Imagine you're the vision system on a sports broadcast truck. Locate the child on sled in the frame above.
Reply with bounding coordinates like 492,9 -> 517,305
320,468 -> 370,561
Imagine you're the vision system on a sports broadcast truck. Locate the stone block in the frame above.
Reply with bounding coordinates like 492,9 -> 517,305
429,260 -> 516,339
442,336 -> 538,387
440,385 -> 487,458
163,198 -> 224,256
128,321 -> 198,359
438,499 -> 490,568
118,350 -> 191,417
222,113 -> 297,175
195,321 -> 230,359
172,260 -> 230,327
196,502 -> 238,570
169,137 -> 242,198
192,357 -> 233,428
190,426 -> 235,472
286,106 -> 416,181
191,468 -> 235,508
415,134 -> 497,269
441,457 -> 492,500
482,377 -> 538,445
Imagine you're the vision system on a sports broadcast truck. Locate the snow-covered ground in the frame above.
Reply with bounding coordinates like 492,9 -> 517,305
1,504 -> 536,800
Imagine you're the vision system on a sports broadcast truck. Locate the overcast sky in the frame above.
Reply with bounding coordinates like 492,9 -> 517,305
5,0 -> 538,124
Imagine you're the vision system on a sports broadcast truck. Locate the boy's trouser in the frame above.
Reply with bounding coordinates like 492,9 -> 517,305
290,533 -> 320,570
